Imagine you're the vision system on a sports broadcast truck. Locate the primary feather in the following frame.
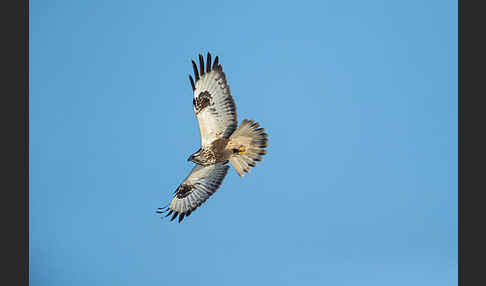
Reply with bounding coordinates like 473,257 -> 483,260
190,54 -> 237,146
157,163 -> 229,223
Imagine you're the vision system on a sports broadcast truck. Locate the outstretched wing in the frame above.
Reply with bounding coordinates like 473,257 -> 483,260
157,163 -> 230,223
189,53 -> 237,146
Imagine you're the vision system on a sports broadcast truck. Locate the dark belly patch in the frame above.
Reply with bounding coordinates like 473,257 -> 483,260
193,91 -> 212,114
210,138 -> 230,162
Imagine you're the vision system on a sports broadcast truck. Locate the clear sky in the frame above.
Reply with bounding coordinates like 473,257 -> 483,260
29,1 -> 457,285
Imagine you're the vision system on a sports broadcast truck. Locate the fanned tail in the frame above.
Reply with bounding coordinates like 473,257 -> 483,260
228,119 -> 268,177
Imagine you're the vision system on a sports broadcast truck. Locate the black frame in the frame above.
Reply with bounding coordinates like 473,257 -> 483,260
2,0 -> 29,285
2,0 -> 482,285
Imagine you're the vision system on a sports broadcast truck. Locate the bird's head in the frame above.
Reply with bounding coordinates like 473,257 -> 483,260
188,148 -> 203,164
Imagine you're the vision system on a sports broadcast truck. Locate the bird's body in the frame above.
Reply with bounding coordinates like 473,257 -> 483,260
157,53 -> 268,223
188,138 -> 230,165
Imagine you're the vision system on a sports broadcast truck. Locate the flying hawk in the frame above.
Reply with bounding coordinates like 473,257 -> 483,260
156,52 -> 268,223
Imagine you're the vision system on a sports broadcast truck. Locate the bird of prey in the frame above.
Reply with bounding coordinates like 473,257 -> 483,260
157,52 -> 268,223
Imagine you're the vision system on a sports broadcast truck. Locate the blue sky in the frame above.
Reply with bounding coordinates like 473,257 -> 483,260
30,1 -> 457,285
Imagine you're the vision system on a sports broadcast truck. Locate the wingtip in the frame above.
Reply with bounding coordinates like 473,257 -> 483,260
170,211 -> 178,221
189,74 -> 195,91
206,52 -> 212,73
198,54 -> 205,76
178,213 -> 185,223
191,60 -> 199,81
156,206 -> 169,214
213,56 -> 219,70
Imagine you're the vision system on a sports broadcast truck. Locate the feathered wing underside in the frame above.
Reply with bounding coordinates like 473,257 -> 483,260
189,53 -> 237,146
156,163 -> 229,223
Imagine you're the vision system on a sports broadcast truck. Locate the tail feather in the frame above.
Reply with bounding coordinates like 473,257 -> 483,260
228,119 -> 268,177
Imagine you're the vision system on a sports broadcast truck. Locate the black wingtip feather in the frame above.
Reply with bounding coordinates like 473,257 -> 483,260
206,53 -> 212,73
189,75 -> 195,91
170,211 -> 178,221
191,53 -> 221,84
156,206 -> 169,214
213,56 -> 219,70
199,54 -> 205,76
178,213 -> 185,223
192,60 -> 199,81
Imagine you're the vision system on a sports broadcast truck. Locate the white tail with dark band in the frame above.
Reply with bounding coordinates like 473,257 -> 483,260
228,119 -> 268,177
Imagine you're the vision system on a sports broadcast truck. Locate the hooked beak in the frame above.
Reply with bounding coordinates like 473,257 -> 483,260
187,155 -> 193,162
